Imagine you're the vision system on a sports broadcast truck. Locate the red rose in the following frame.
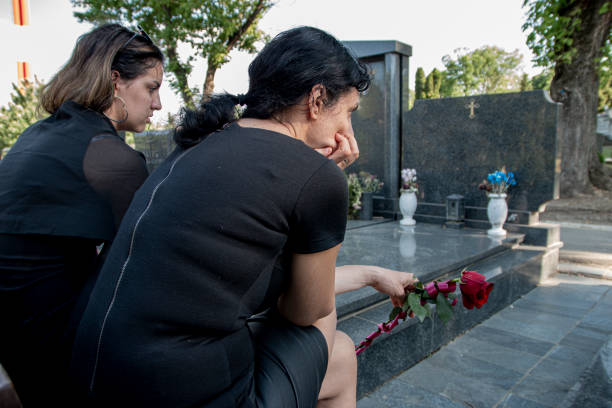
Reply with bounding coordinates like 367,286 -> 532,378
459,271 -> 494,309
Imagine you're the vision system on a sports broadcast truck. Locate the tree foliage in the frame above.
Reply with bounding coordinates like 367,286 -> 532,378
519,73 -> 532,91
71,0 -> 273,108
522,0 -> 612,195
414,67 -> 426,100
441,46 -> 523,96
523,0 -> 612,111
425,68 -> 442,99
530,69 -> 553,90
0,78 -> 47,152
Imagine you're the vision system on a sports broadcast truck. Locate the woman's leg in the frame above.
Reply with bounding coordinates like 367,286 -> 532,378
313,311 -> 357,408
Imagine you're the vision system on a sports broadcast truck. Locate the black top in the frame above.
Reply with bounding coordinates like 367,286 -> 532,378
0,101 -> 148,406
0,101 -> 148,241
71,123 -> 348,406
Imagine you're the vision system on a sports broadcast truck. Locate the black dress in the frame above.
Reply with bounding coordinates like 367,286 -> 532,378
0,101 -> 148,406
70,123 -> 348,407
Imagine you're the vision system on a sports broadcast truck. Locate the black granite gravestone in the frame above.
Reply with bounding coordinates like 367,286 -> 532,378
133,129 -> 175,172
343,41 -> 412,215
402,90 -> 561,225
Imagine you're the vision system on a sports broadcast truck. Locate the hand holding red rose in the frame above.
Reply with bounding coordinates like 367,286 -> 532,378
355,270 -> 494,355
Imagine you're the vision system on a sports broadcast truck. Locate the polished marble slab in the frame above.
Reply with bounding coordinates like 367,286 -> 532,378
336,221 -> 522,317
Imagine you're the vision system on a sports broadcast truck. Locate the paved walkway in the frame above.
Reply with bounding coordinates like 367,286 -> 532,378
358,222 -> 612,408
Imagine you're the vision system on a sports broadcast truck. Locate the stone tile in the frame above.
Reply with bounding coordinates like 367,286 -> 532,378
574,324 -> 610,340
547,344 -> 597,371
493,305 -> 579,328
447,335 -> 541,374
560,328 -> 607,353
481,313 -> 573,343
359,379 -> 465,408
581,304 -> 612,333
396,359 -> 509,408
467,325 -> 554,356
569,394 -> 612,408
521,286 -> 598,310
527,357 -> 584,387
498,393 -> 551,408
512,374 -> 572,407
396,360 -> 457,394
425,347 -> 523,390
510,298 -> 587,319
357,395 -> 382,408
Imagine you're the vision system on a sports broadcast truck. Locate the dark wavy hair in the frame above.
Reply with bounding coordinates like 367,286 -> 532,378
175,26 -> 370,148
41,24 -> 164,114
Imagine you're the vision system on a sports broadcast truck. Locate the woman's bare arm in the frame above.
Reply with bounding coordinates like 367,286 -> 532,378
277,244 -> 341,326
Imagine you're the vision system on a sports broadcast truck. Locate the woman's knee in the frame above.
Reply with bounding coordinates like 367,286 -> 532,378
329,330 -> 356,375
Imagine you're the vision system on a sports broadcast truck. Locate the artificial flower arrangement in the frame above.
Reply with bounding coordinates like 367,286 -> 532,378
359,171 -> 384,194
355,270 -> 494,355
400,168 -> 418,193
346,172 -> 384,219
346,173 -> 362,219
478,168 -> 517,195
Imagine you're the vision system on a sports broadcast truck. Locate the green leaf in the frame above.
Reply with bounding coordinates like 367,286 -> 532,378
408,292 -> 428,323
388,306 -> 401,321
436,293 -> 454,324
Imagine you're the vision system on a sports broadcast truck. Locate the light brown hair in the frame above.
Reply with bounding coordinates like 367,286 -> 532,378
40,24 -> 164,114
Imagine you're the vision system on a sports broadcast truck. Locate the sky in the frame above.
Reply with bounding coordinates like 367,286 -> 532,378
1,0 -> 543,125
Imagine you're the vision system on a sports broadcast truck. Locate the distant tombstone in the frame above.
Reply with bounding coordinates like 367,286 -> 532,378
343,40 -> 412,215
402,90 -> 562,224
133,129 -> 175,172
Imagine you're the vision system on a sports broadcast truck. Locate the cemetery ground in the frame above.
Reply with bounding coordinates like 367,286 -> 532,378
354,191 -> 612,408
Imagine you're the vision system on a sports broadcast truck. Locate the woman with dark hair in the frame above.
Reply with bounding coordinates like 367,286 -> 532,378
70,26 -> 414,407
0,23 -> 164,405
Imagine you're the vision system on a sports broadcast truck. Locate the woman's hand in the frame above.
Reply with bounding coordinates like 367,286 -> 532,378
370,267 -> 417,308
335,265 -> 417,307
314,132 -> 359,170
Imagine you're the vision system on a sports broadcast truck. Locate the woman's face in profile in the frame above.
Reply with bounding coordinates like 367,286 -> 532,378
304,88 -> 360,152
114,62 -> 163,133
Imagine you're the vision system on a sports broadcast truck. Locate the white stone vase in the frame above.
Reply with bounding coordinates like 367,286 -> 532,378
399,191 -> 417,226
487,193 -> 508,237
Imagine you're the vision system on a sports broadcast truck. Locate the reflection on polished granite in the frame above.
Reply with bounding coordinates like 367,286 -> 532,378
340,220 -> 517,278
336,220 -> 522,317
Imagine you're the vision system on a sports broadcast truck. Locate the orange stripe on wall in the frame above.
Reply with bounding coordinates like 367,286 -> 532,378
17,62 -> 30,81
12,0 -> 22,25
12,0 -> 29,26
20,0 -> 29,26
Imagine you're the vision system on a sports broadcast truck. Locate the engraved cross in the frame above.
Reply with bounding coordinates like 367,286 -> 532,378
465,100 -> 480,119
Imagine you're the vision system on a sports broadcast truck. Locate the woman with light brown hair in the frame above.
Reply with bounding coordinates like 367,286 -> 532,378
0,23 -> 163,406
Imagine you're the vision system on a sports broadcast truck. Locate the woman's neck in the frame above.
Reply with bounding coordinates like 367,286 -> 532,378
237,117 -> 301,140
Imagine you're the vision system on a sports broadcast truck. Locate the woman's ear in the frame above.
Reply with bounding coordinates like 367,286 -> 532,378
308,84 -> 327,119
111,70 -> 121,94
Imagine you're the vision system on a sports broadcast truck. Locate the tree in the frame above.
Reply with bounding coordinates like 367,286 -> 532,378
519,73 -> 532,91
531,69 -> 553,90
599,64 -> 612,111
424,68 -> 442,99
72,0 -> 273,108
441,46 -> 523,96
523,0 -> 612,195
0,78 -> 47,152
415,67 -> 426,100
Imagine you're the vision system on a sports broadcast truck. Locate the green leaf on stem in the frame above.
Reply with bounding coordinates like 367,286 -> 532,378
436,292 -> 454,324
408,292 -> 428,322
388,306 -> 401,321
